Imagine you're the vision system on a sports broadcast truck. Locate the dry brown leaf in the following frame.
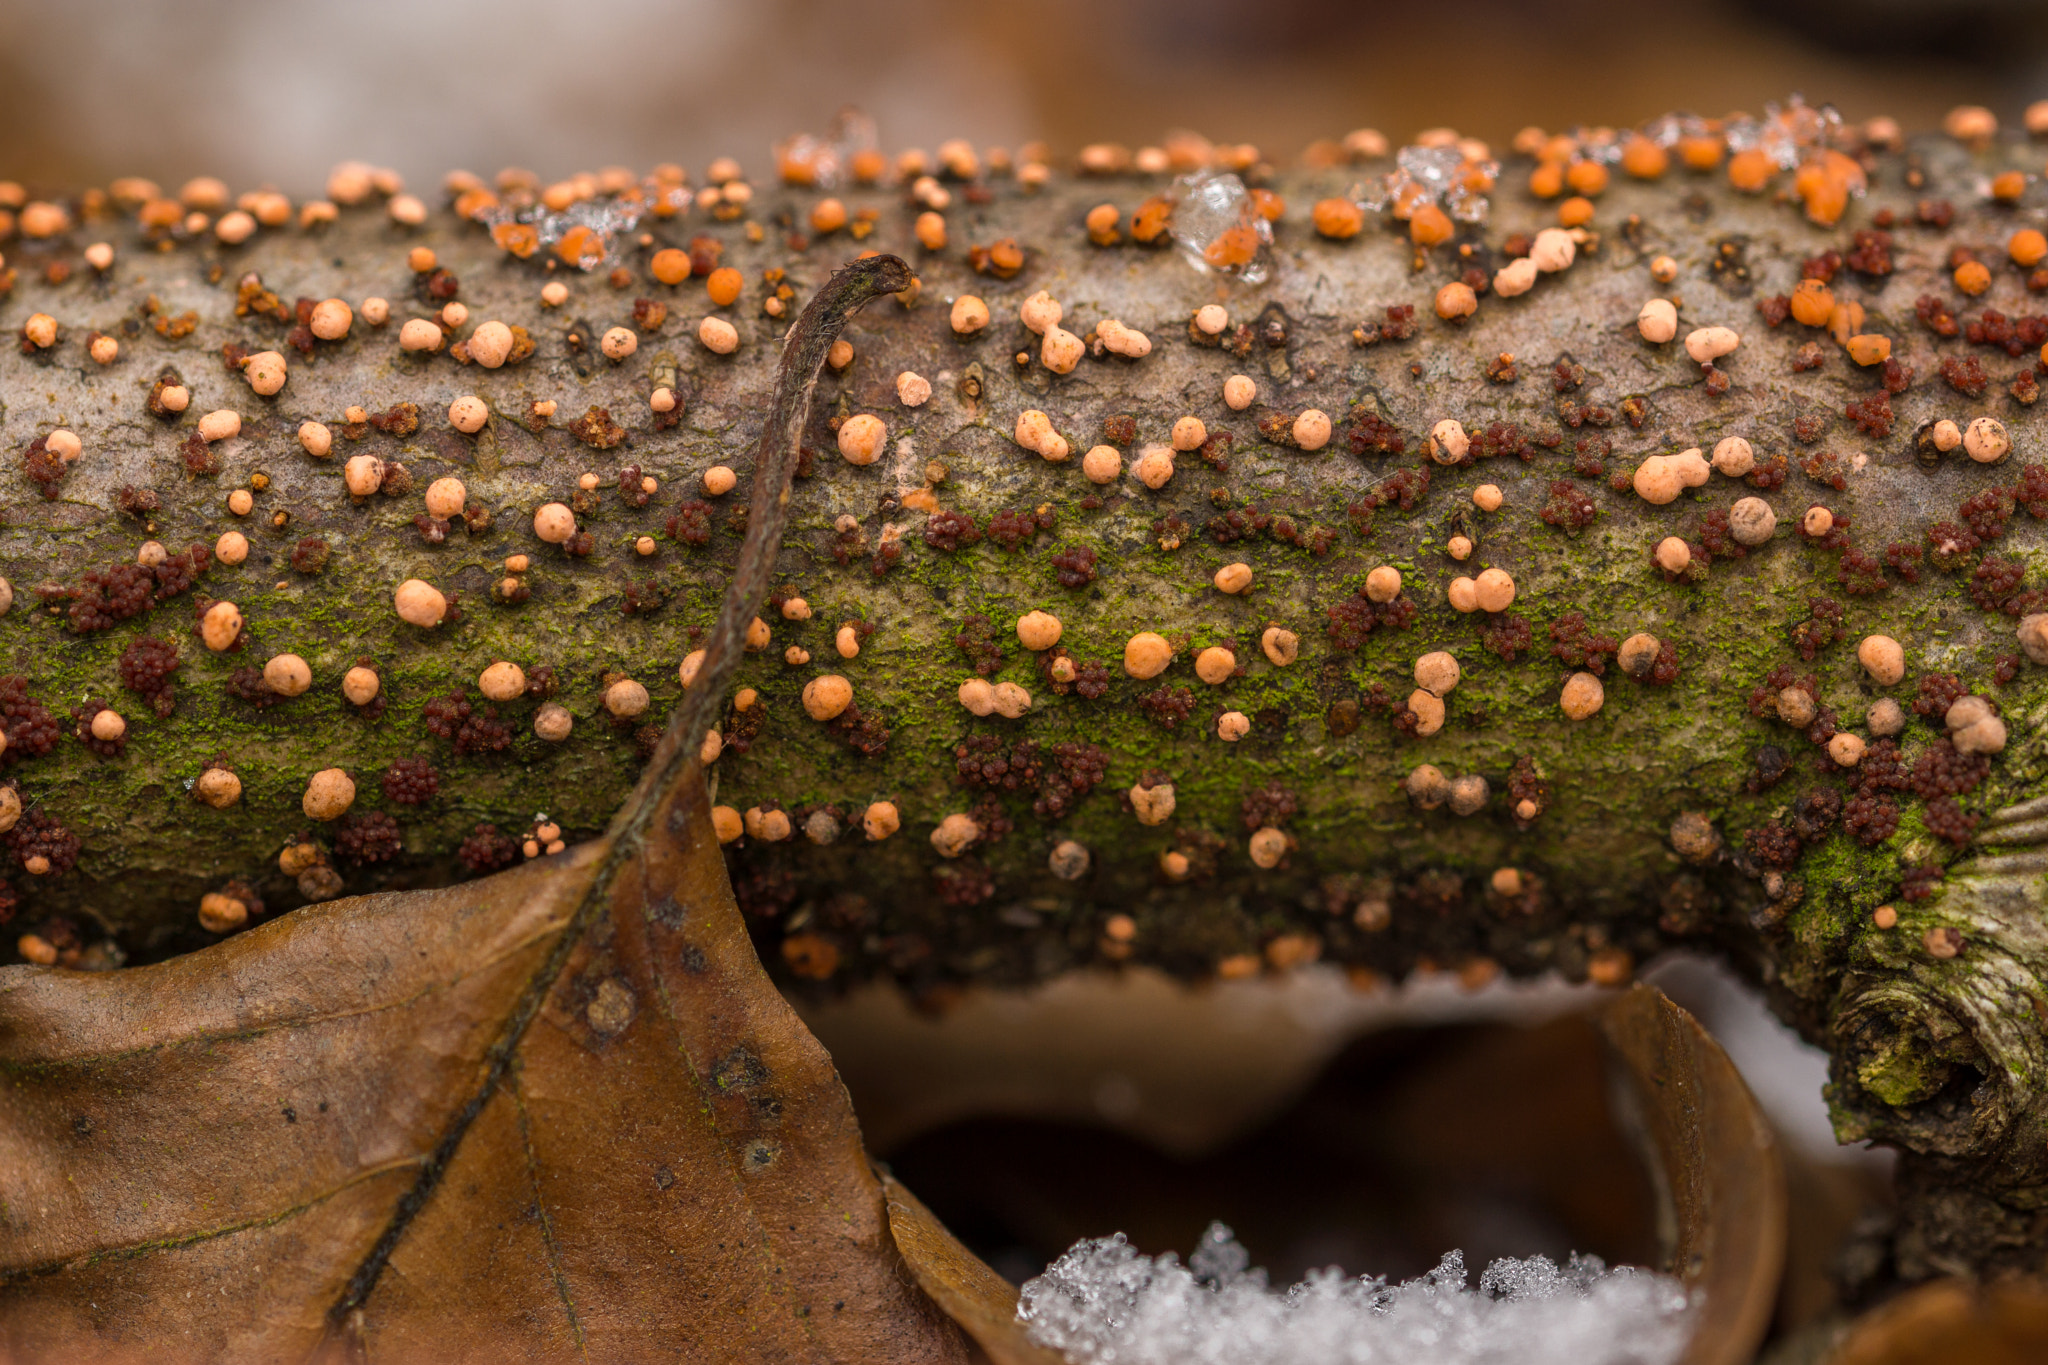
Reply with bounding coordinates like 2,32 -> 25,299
884,1176 -> 1064,1365
0,256 -> 968,1365
1599,983 -> 1787,1365
1822,1276 -> 2048,1365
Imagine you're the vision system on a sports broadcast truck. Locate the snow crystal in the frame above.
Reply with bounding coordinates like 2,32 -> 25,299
1018,1222 -> 1693,1365
1167,170 -> 1273,284
1356,143 -> 1499,225
474,194 -> 648,271
1723,94 -> 1846,169
772,108 -> 879,190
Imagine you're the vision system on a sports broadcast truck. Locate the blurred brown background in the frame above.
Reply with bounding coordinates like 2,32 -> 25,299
1,0 -> 2044,193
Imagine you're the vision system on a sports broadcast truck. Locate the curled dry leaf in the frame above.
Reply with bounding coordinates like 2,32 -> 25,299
885,1176 -> 1066,1365
1598,983 -> 1786,1365
1822,1275 -> 2048,1365
0,256 -> 967,1364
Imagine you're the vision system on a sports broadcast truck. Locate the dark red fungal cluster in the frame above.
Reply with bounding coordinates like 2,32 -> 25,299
1970,557 -> 2029,614
1142,514 -> 1185,551
1916,293 -> 1959,337
8,811 -> 80,876
225,667 -> 282,709
1858,739 -> 1909,795
1698,509 -> 1745,562
1481,611 -> 1533,661
933,858 -> 996,908
1836,228 -> 1888,277
1350,304 -> 1417,347
1549,613 -> 1618,675
117,636 -> 180,717
1050,543 -> 1098,588
457,823 -> 522,875
1791,788 -> 1842,841
1960,486 -> 2015,541
1345,466 -> 1431,537
953,615 -> 1004,675
667,500 -> 714,545
1909,739 -> 1989,801
1922,797 -> 1978,847
826,702 -> 891,756
1962,308 -> 2048,356
1939,355 -> 1988,396
1901,864 -> 1944,902
0,678 -> 60,765
923,509 -> 981,551
1883,542 -> 1924,582
1539,480 -> 1597,533
1342,405 -> 1408,458
1206,503 -> 1336,556
1837,546 -> 1889,596
21,435 -> 66,498
1631,640 -> 1681,685
1070,659 -> 1111,699
987,506 -> 1054,550
1136,685 -> 1196,728
42,545 -> 210,633
1843,794 -> 1901,847
291,537 -> 331,573
423,692 -> 513,755
1241,782 -> 1299,831
1326,587 -> 1416,650
381,758 -> 440,806
335,812 -> 404,865
620,579 -> 667,616
1912,672 -> 1969,719
953,737 -> 1108,819
71,700 -> 126,758
115,485 -> 160,518
1844,393 -> 1893,438
1749,744 -> 1792,792
1789,597 -> 1844,660
1744,821 -> 1802,869
1925,520 -> 1979,571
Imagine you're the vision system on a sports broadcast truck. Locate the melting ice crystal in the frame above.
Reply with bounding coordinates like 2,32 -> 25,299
1168,171 -> 1273,284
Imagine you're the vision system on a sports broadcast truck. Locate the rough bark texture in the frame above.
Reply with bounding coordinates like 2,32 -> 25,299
2,128 -> 2047,1279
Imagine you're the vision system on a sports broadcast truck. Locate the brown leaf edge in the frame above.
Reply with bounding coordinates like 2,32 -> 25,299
321,250 -> 923,1344
884,1175 -> 1066,1365
1600,982 -> 1788,1365
1820,1275 -> 2048,1364
880,984 -> 1787,1365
